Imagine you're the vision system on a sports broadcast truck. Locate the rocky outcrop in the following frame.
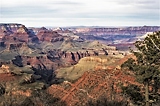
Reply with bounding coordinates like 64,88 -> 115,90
0,24 -> 39,43
61,51 -> 94,65
12,55 -> 61,70
36,27 -> 64,42
55,48 -> 117,66
0,65 -> 10,74
53,28 -> 84,42
0,24 -> 25,33
81,56 -> 108,63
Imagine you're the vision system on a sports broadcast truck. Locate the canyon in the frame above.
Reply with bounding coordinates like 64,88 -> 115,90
0,23 -> 159,106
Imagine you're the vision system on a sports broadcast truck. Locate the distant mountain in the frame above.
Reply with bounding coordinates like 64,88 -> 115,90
72,26 -> 160,35
70,26 -> 160,44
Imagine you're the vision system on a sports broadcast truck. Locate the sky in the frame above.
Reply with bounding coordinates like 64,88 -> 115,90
0,0 -> 160,27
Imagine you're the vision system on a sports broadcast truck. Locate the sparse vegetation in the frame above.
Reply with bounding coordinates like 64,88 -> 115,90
0,89 -> 66,106
86,96 -> 128,106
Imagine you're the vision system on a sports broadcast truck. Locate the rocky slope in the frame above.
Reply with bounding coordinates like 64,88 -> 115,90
48,55 -> 140,106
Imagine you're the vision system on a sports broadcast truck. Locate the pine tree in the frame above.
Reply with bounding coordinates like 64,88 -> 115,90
122,31 -> 160,106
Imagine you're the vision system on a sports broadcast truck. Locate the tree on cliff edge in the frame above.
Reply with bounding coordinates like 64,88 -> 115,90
122,31 -> 160,106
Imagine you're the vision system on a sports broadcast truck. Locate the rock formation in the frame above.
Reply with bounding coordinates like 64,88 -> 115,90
71,26 -> 160,44
0,23 -> 122,84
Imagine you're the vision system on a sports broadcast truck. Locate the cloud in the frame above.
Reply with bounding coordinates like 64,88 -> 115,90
0,0 -> 159,26
1,17 -> 158,27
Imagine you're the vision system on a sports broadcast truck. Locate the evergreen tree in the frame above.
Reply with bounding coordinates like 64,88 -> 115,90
122,31 -> 160,106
